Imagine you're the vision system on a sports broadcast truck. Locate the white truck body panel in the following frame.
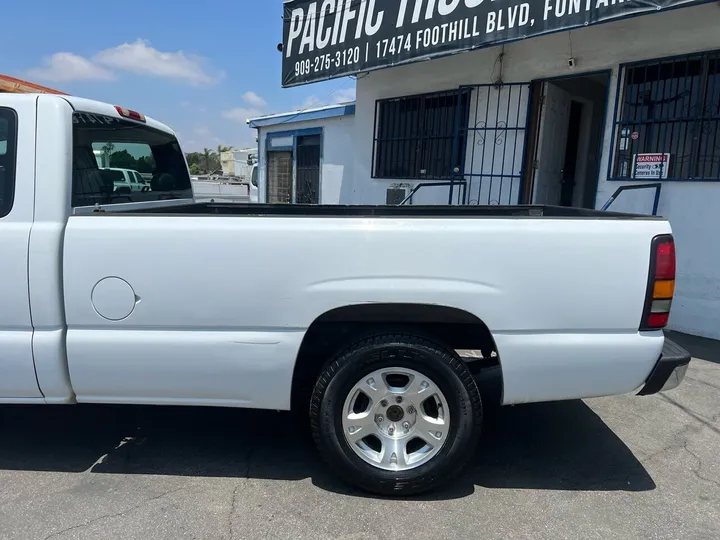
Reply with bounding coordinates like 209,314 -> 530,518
30,96 -> 75,403
0,93 -> 673,410
0,95 -> 41,399
62,214 -> 668,408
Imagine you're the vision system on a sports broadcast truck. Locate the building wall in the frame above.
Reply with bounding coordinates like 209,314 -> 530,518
351,3 -> 720,339
220,148 -> 255,178
257,114 -> 355,204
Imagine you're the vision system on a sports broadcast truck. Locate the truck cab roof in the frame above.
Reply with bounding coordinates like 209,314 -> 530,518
1,93 -> 176,136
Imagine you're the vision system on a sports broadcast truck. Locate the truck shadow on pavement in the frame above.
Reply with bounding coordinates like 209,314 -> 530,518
0,397 -> 655,500
666,330 -> 720,365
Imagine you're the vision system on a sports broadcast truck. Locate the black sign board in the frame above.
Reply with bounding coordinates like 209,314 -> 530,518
282,0 -> 705,87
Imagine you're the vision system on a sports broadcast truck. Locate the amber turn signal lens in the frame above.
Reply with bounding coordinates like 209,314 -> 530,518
653,280 -> 675,299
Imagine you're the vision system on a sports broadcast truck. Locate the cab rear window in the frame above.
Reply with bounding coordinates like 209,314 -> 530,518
0,107 -> 17,218
71,112 -> 191,208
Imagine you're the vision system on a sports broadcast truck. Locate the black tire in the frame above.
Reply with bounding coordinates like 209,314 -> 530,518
310,333 -> 483,496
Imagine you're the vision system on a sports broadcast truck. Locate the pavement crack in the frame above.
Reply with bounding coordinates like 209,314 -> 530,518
660,394 -> 720,437
41,486 -> 187,540
619,409 -> 653,425
683,440 -> 720,490
685,376 -> 720,392
640,423 -> 696,464
227,443 -> 255,539
227,484 -> 241,540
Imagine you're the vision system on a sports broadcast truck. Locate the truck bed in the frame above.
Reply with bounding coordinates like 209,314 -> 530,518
64,200 -> 671,409
127,202 -> 659,220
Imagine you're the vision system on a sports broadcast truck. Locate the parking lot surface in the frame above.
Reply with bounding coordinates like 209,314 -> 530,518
0,331 -> 718,540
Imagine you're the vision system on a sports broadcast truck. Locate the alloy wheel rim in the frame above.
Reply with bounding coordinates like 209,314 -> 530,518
341,367 -> 450,471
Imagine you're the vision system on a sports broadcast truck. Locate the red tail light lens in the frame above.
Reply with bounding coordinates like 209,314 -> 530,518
655,241 -> 676,280
641,235 -> 676,331
647,312 -> 670,328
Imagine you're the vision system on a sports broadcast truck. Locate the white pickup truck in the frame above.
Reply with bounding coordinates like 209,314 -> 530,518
0,93 -> 690,495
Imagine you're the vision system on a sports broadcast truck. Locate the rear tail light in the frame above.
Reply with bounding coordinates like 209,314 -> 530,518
640,235 -> 676,331
115,106 -> 146,123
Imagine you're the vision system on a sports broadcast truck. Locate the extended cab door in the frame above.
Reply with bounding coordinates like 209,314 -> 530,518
0,97 -> 43,399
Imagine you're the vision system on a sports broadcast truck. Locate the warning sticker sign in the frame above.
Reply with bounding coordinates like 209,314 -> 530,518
633,153 -> 671,179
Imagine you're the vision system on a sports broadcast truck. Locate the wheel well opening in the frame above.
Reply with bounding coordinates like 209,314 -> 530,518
291,303 -> 501,412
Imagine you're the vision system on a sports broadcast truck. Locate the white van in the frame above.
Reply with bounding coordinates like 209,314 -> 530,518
250,164 -> 259,203
100,167 -> 150,194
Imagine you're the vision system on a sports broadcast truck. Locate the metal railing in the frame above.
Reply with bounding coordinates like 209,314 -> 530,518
399,181 -> 468,206
601,182 -> 662,215
192,179 -> 252,203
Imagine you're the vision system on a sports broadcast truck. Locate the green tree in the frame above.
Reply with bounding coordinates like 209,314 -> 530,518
109,149 -> 139,170
203,148 -> 214,174
185,151 -> 220,174
185,152 -> 200,166
136,155 -> 155,173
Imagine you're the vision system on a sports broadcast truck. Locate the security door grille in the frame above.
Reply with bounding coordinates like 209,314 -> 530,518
373,89 -> 470,180
296,135 -> 320,204
611,51 -> 720,181
267,151 -> 293,204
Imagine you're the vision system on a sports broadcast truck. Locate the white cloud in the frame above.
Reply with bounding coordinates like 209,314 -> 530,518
332,87 -> 356,103
242,91 -> 267,108
25,52 -> 115,82
178,122 -> 255,153
192,126 -> 222,146
222,107 -> 264,123
297,96 -> 323,110
193,126 -> 212,137
295,86 -> 356,111
25,40 -> 224,86
221,92 -> 273,149
94,39 -> 223,85
177,126 -> 222,152
221,92 -> 268,123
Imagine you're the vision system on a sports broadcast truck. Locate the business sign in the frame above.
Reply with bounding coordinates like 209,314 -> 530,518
633,153 -> 671,179
281,0 -> 706,87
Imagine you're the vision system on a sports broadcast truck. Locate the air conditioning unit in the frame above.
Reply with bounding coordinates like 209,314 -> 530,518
386,184 -> 413,205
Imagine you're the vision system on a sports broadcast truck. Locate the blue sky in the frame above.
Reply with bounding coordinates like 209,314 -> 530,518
1,0 -> 355,151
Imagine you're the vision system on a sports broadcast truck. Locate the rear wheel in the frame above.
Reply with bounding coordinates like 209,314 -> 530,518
310,333 -> 483,496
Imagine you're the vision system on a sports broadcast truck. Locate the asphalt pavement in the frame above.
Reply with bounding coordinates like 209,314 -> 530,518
0,331 -> 718,540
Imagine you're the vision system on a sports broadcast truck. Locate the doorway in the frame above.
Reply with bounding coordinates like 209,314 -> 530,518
525,72 -> 611,208
266,151 -> 293,204
266,133 -> 321,204
295,134 -> 321,204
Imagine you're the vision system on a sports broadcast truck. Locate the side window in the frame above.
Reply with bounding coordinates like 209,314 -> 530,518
373,90 -> 470,179
0,107 -> 17,218
72,112 -> 192,207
